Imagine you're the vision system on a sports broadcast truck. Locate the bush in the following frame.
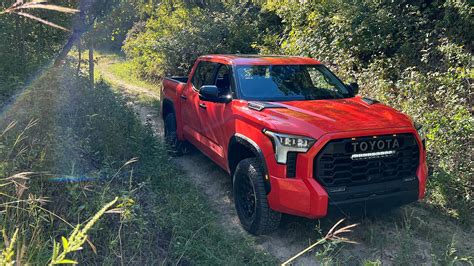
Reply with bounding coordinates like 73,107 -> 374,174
123,2 -> 277,79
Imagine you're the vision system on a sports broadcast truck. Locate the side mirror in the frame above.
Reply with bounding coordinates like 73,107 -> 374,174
199,85 -> 219,101
347,82 -> 359,95
199,85 -> 232,103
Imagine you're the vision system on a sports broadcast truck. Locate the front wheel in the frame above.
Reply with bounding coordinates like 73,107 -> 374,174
233,158 -> 281,235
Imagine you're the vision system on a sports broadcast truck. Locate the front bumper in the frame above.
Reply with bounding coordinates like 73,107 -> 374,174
265,127 -> 428,219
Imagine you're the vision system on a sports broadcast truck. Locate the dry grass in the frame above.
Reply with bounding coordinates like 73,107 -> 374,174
0,1 -> 78,31
282,219 -> 358,265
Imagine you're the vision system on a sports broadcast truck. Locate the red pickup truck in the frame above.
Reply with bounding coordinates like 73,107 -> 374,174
161,55 -> 428,235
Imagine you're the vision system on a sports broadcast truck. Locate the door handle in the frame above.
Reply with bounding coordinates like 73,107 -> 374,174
180,94 -> 187,100
199,102 -> 207,109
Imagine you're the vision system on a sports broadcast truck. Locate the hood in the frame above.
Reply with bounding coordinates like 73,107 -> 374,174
256,97 -> 413,138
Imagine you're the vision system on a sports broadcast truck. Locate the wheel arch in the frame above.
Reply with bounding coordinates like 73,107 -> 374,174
228,133 -> 271,193
162,98 -> 175,120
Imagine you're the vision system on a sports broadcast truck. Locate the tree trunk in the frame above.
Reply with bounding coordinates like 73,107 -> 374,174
54,31 -> 82,67
53,0 -> 91,67
15,15 -> 25,75
89,39 -> 94,88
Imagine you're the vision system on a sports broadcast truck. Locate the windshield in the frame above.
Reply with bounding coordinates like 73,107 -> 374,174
235,65 -> 352,101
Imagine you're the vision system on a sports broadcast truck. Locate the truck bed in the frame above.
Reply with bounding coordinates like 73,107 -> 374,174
162,76 -> 189,105
165,76 -> 188,84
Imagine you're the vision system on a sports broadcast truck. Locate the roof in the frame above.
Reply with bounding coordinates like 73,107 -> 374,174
198,54 -> 321,65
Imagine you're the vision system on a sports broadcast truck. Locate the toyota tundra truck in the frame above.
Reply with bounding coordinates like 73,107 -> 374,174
160,54 -> 428,235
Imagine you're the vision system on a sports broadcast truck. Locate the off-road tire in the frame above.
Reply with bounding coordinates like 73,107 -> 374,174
233,158 -> 281,235
164,112 -> 186,156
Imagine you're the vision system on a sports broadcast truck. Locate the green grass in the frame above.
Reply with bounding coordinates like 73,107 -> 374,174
0,63 -> 276,264
105,57 -> 156,90
93,52 -> 161,108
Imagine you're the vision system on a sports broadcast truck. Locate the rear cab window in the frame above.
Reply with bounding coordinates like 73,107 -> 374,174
191,61 -> 216,91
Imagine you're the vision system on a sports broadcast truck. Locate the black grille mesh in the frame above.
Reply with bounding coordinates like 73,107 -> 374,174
314,134 -> 419,187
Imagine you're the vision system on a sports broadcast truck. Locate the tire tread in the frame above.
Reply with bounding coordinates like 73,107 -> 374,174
234,158 -> 281,235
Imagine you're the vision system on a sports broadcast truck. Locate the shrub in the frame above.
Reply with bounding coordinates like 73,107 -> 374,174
122,2 -> 276,79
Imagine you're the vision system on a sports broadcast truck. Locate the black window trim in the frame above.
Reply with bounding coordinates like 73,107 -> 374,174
214,63 -> 237,97
190,60 -> 237,98
191,60 -> 219,92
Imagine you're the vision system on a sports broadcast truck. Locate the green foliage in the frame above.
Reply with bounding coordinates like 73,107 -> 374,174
0,0 -> 74,105
436,236 -> 474,265
0,228 -> 18,265
92,0 -> 142,51
363,260 -> 382,266
49,198 -> 118,265
95,54 -> 277,264
265,0 -> 473,221
123,2 -> 278,79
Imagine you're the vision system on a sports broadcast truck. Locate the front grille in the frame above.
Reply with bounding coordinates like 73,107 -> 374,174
314,134 -> 419,187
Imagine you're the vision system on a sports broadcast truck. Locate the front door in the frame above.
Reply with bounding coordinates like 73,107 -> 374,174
180,60 -> 217,147
198,63 -> 234,167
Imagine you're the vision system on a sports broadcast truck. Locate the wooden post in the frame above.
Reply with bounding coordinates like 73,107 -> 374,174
77,38 -> 82,75
89,39 -> 94,88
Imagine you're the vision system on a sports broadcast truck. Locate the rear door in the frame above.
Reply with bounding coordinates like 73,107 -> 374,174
180,60 -> 217,145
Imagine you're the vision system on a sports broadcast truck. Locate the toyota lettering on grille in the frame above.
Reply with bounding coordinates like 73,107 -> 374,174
351,138 -> 400,153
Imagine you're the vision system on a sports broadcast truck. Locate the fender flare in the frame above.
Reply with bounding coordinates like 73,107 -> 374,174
231,133 -> 271,193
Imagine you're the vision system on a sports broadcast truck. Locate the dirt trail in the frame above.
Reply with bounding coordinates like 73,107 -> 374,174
97,56 -> 473,265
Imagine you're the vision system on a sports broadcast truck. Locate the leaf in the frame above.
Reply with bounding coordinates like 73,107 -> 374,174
123,157 -> 139,167
51,240 -> 59,261
61,236 -> 69,250
86,237 -> 97,254
105,208 -> 124,214
56,259 -> 78,264
13,11 -> 71,31
15,3 -> 78,14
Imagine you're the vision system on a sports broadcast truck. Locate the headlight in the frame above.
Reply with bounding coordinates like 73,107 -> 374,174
263,130 -> 316,164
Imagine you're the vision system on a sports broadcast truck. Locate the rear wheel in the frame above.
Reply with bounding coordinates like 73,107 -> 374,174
233,158 -> 281,235
164,113 -> 186,156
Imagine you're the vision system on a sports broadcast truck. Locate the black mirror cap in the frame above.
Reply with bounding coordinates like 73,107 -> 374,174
347,82 -> 359,95
199,85 -> 219,99
199,85 -> 232,103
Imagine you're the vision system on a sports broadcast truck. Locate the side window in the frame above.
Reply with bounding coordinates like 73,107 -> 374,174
215,64 -> 234,96
191,61 -> 216,90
